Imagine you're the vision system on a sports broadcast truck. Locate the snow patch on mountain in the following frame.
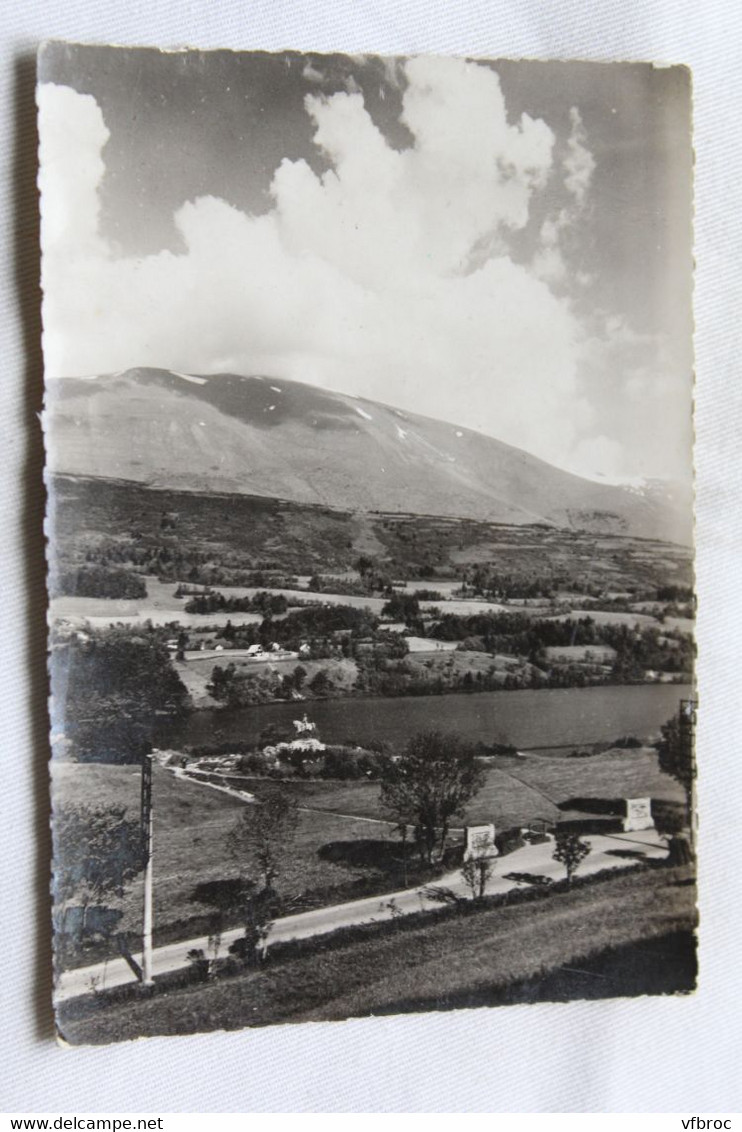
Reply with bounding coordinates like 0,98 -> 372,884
173,371 -> 208,385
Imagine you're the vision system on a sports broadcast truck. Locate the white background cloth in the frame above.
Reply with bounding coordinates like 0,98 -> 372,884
1,0 -> 740,1113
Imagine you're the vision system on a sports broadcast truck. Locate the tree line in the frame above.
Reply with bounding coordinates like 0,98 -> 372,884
184,590 -> 289,616
53,565 -> 147,600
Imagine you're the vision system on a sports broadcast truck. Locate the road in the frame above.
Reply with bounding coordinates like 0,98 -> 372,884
54,827 -> 667,1004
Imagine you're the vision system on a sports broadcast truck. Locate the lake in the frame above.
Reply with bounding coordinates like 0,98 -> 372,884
159,683 -> 693,752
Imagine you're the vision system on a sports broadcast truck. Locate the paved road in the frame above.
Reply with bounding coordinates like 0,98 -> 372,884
54,828 -> 667,1004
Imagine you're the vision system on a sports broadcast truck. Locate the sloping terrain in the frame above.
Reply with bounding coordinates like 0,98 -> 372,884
45,368 -> 690,542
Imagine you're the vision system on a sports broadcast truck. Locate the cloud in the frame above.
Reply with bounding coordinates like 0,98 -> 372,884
37,60 -> 680,482
532,108 -> 596,286
532,210 -> 571,283
570,315 -> 693,482
37,84 -> 109,258
566,434 -> 628,482
273,59 -> 555,288
564,106 -> 595,206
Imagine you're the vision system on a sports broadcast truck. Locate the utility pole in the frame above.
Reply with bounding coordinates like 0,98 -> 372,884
679,697 -> 697,856
141,751 -> 154,986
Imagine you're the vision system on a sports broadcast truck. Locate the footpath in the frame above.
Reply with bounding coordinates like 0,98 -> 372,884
54,828 -> 667,1004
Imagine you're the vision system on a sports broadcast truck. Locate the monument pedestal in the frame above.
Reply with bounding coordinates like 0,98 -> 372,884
623,797 -> 654,833
464,823 -> 498,860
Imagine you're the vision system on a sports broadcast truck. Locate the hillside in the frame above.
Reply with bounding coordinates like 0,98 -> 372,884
56,865 -> 696,1042
45,368 -> 691,543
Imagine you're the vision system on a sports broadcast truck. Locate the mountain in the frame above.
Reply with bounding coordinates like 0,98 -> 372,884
44,368 -> 691,543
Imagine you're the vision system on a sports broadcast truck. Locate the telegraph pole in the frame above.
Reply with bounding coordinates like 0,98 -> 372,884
141,751 -> 154,986
679,697 -> 697,856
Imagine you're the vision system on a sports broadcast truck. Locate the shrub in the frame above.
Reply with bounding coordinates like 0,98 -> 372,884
238,753 -> 272,775
553,831 -> 591,882
186,948 -> 211,982
495,827 -> 526,856
320,748 -> 365,780
319,747 -> 386,780
522,831 -> 550,846
556,817 -> 623,835
652,798 -> 687,836
558,796 -> 624,816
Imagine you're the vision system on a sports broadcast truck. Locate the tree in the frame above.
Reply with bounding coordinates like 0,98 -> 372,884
225,792 -> 299,965
55,566 -> 147,600
552,831 -> 591,882
176,629 -> 189,661
355,555 -> 376,577
227,883 -> 276,966
54,803 -> 143,946
381,592 -> 420,626
380,731 -> 485,865
55,629 -> 191,763
226,789 -> 299,891
309,668 -> 330,696
461,855 -> 495,901
657,709 -> 695,804
293,665 -> 307,691
208,662 -> 237,701
657,704 -> 696,856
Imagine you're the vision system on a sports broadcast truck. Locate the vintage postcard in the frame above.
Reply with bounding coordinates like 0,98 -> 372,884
38,44 -> 696,1044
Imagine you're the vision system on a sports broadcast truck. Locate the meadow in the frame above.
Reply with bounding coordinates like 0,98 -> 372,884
52,763 -> 393,954
257,746 -> 684,827
52,743 -> 685,964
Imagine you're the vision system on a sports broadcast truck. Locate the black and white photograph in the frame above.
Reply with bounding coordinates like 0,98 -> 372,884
38,43 -> 696,1045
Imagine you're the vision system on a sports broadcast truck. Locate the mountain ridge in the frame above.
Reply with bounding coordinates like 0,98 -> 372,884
44,367 -> 692,544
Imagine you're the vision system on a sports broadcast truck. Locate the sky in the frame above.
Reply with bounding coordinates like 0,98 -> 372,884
37,44 -> 693,485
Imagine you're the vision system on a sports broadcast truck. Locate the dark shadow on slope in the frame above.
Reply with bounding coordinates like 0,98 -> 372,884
365,930 -> 698,1017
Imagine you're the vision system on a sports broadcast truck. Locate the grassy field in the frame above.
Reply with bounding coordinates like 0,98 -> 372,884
52,741 -> 685,965
52,576 -> 269,629
57,863 -> 697,1042
472,748 -> 685,823
52,763 -> 400,950
258,746 -> 685,828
